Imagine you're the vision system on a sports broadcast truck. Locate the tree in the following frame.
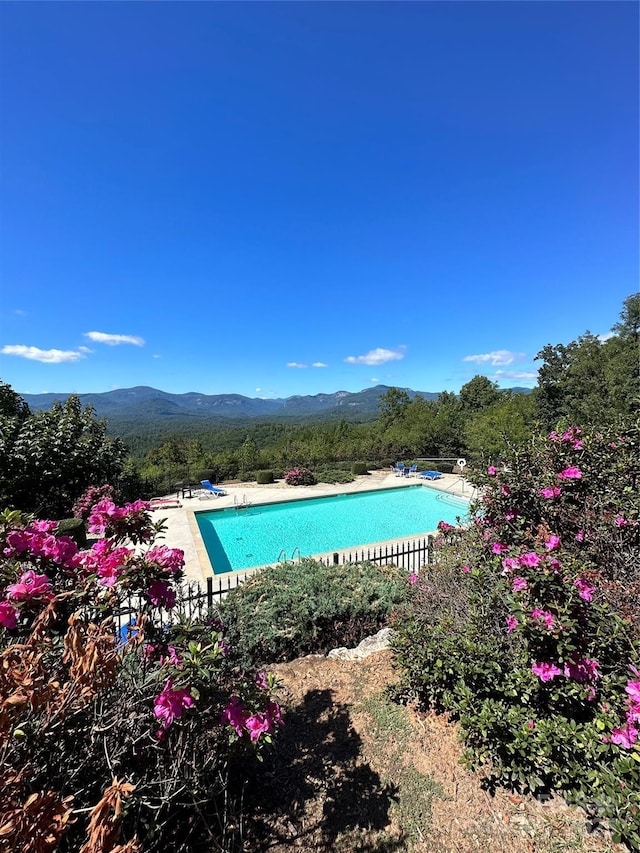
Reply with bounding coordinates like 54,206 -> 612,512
535,296 -> 640,428
378,387 -> 411,430
0,385 -> 127,518
464,394 -> 535,461
459,375 -> 501,413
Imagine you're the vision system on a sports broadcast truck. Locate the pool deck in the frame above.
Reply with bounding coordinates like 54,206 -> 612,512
152,471 -> 477,584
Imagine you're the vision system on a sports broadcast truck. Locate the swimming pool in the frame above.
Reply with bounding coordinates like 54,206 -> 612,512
195,485 -> 469,574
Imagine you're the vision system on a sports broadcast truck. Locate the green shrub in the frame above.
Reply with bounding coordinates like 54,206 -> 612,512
351,462 -> 369,475
55,517 -> 87,547
256,470 -> 274,484
221,558 -> 410,669
315,468 -> 355,484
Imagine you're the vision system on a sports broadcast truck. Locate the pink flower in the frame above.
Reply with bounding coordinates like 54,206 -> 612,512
609,723 -> 639,749
6,570 -> 53,601
153,679 -> 194,736
574,577 -> 594,601
532,661 -> 562,682
519,552 -> 541,568
142,644 -> 156,660
549,431 -> 560,442
531,608 -> 555,630
221,695 -> 248,736
30,520 -> 58,533
501,485 -> 510,496
491,542 -> 508,555
146,545 -> 185,573
506,615 -> 518,634
266,700 -> 283,727
557,467 -> 582,480
0,600 -> 19,629
575,530 -> 585,542
487,466 -> 497,476
626,679 -> 640,707
161,646 -> 182,667
512,576 -> 528,592
544,535 -> 561,551
564,657 -> 600,683
614,516 -> 628,528
572,439 -> 584,450
437,521 -> 455,532
527,719 -> 536,730
501,557 -> 519,574
255,670 -> 269,691
504,510 -> 517,521
461,565 -> 471,574
408,572 -> 419,585
539,486 -> 562,499
146,580 -> 177,609
245,713 -> 272,742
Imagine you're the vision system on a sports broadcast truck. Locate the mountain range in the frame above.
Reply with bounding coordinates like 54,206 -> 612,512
21,384 -> 442,421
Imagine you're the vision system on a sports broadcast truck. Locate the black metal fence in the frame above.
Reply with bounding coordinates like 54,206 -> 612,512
114,536 -> 435,630
318,535 -> 435,572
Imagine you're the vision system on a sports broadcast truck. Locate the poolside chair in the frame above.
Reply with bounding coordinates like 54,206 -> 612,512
150,497 -> 182,510
200,480 -> 228,497
394,463 -> 405,476
407,464 -> 418,477
419,470 -> 442,480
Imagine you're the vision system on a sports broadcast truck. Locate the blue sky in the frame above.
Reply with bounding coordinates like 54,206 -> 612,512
1,2 -> 637,399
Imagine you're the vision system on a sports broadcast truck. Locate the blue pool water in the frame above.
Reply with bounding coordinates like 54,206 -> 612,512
195,485 -> 469,573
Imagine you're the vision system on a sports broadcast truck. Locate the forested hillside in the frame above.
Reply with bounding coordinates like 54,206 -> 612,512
1,295 -> 637,512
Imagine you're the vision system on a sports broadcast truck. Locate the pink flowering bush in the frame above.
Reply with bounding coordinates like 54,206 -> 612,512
0,499 -> 282,852
392,419 -> 639,846
284,466 -> 317,486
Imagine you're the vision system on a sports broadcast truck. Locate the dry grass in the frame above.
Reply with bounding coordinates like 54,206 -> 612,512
237,651 -> 626,853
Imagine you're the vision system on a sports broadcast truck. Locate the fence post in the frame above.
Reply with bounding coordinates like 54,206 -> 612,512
333,552 -> 339,565
427,534 -> 434,565
207,576 -> 213,608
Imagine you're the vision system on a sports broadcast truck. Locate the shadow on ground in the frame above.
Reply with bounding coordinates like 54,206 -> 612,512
237,688 -> 405,852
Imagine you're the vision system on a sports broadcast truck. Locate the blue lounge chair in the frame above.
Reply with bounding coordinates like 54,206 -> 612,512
419,470 -> 442,480
200,480 -> 228,496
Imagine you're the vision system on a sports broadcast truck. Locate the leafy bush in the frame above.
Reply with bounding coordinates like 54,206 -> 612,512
392,419 -> 640,847
284,466 -> 317,486
315,467 -> 355,484
256,469 -> 274,484
221,558 -> 410,669
351,462 -> 369,475
55,516 -> 87,547
0,501 -> 282,852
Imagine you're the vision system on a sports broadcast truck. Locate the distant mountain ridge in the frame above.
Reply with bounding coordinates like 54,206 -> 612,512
21,384 -> 442,420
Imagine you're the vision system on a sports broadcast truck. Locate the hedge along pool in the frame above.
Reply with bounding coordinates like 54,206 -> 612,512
195,485 -> 470,573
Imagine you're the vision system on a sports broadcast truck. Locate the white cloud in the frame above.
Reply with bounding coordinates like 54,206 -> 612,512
462,349 -> 525,367
153,354 -> 161,359
344,347 -> 405,366
78,346 -> 93,354
1,344 -> 87,364
255,387 -> 262,392
286,362 -> 307,369
312,362 -> 328,368
371,377 -> 379,383
493,369 -> 538,381
598,332 -> 614,342
84,331 -> 145,346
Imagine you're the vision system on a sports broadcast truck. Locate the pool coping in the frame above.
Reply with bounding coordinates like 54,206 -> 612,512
186,478 -> 472,580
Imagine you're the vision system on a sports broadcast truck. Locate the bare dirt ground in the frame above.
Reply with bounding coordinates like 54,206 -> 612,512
239,651 -> 625,853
